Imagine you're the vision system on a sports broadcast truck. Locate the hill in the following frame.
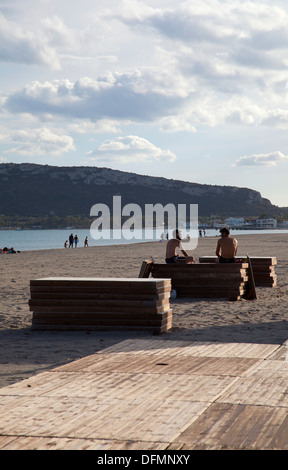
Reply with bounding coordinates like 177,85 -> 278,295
0,163 -> 285,221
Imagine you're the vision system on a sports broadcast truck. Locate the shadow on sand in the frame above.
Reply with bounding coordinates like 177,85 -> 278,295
0,320 -> 287,387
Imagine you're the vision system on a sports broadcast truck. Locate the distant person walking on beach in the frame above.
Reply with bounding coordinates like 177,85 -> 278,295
69,233 -> 74,248
165,229 -> 196,264
84,236 -> 88,247
216,227 -> 238,263
74,235 -> 79,247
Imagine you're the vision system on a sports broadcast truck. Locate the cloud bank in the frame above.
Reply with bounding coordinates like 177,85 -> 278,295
4,73 -> 185,123
2,0 -> 288,132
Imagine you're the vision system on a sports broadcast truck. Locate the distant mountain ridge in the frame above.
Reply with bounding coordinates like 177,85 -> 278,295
0,162 -> 285,218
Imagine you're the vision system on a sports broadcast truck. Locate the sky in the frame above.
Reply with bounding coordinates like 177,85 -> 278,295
1,0 -> 288,208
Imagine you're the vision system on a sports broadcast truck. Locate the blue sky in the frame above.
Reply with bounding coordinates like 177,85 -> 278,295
1,0 -> 288,207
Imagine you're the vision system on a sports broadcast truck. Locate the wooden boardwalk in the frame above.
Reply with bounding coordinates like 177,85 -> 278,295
0,338 -> 288,450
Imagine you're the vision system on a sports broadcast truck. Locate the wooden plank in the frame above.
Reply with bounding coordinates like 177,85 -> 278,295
29,306 -> 171,315
251,274 -> 276,280
174,292 -> 242,300
171,403 -> 288,450
30,287 -> 172,296
139,260 -> 154,278
171,286 -> 245,293
31,277 -> 171,285
31,314 -> 173,332
30,292 -> 173,301
199,256 -> 277,265
246,257 -> 277,266
242,254 -> 257,300
32,312 -> 172,324
152,263 -> 249,271
151,277 -> 248,286
32,312 -> 173,327
29,301 -> 171,313
31,323 -> 173,333
30,286 -> 172,297
32,310 -> 172,320
30,278 -> 172,293
151,270 -> 248,279
29,293 -> 170,302
257,281 -> 277,287
151,272 -> 247,280
32,318 -> 172,328
251,266 -> 275,271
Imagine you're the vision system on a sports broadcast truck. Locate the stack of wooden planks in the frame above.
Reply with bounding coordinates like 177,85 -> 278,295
29,277 -> 173,334
199,256 -> 277,287
150,263 -> 249,300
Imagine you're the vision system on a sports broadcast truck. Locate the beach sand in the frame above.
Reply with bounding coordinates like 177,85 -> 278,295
0,233 -> 287,388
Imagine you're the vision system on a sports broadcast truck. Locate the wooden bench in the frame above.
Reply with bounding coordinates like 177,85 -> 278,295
29,277 -> 173,334
139,261 -> 250,300
199,256 -> 277,287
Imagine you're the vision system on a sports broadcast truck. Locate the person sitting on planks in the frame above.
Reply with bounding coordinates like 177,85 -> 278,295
165,229 -> 196,264
216,227 -> 238,263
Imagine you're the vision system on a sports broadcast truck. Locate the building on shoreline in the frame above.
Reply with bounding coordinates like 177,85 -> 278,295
224,217 -> 277,230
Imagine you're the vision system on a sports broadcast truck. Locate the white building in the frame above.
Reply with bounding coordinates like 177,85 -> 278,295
256,218 -> 277,228
226,217 -> 244,227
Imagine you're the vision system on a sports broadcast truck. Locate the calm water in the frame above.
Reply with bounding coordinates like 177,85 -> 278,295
1,228 -> 288,252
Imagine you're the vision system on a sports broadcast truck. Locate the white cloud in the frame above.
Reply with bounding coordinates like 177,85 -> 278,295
86,135 -> 176,163
4,72 -> 186,122
113,1 -> 288,87
235,151 -> 288,167
0,12 -> 60,69
116,1 -> 288,49
3,127 -> 75,157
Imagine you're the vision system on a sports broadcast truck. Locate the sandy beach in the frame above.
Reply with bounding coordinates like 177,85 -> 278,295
0,232 -> 287,388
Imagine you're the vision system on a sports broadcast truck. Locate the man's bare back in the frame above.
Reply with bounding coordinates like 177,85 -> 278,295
216,227 -> 238,261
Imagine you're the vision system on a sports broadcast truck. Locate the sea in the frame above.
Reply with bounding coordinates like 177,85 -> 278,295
1,227 -> 288,252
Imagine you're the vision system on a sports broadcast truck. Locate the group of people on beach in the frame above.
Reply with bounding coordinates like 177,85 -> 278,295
165,227 -> 238,264
61,227 -> 237,261
1,247 -> 18,254
64,234 -> 89,249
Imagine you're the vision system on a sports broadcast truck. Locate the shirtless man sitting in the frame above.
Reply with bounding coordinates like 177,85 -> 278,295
165,229 -> 196,264
216,227 -> 238,263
